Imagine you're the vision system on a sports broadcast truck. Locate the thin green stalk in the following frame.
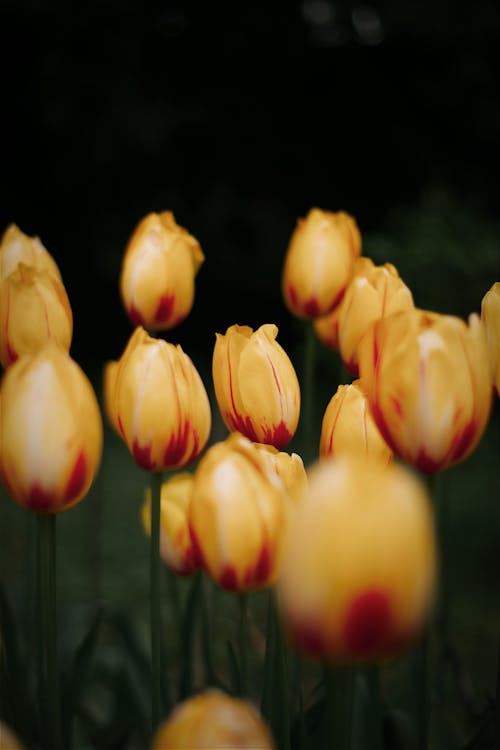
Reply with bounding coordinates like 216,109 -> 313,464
262,593 -> 290,750
365,666 -> 384,750
495,636 -> 500,750
238,593 -> 249,697
180,571 -> 202,699
413,630 -> 429,750
303,321 -> 316,464
150,471 -> 163,730
322,666 -> 354,750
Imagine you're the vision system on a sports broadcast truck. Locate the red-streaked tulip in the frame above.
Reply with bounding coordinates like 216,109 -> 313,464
278,456 -> 437,664
141,472 -> 199,576
282,208 -> 361,319
0,264 -> 73,368
320,380 -> 393,464
253,441 -> 307,504
151,689 -> 275,749
481,281 -> 500,394
113,327 -> 211,471
189,433 -> 289,592
212,324 -> 300,449
0,223 -> 62,281
358,309 -> 492,474
313,300 -> 342,351
120,211 -> 204,330
0,344 -> 103,512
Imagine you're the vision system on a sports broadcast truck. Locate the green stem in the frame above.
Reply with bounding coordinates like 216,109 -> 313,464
238,593 -> 249,697
413,630 -> 429,750
37,513 -> 61,750
365,667 -> 384,750
303,321 -> 316,464
180,571 -> 202,699
495,636 -> 500,750
262,593 -> 290,750
322,665 -> 354,750
150,471 -> 163,730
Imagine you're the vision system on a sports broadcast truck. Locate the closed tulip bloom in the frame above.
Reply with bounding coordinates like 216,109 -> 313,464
481,281 -> 500,394
142,472 -> 199,576
120,211 -> 204,330
282,208 -> 361,319
313,300 -> 342,350
0,264 -> 73,368
113,327 -> 211,471
189,433 -> 288,592
0,223 -> 62,281
320,380 -> 392,464
103,359 -> 119,432
358,309 -> 492,474
213,324 -> 300,449
0,343 -> 103,513
278,456 -> 437,663
151,689 -> 275,750
253,441 -> 307,504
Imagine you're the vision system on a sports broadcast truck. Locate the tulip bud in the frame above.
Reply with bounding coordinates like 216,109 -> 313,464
282,208 -> 361,319
0,720 -> 24,750
278,456 -> 437,664
142,472 -> 199,576
481,281 -> 500,394
213,324 -> 300,449
313,300 -> 342,351
253,441 -> 308,504
0,223 -> 62,281
151,689 -> 275,749
0,264 -> 73,368
119,211 -> 204,330
103,359 -> 120,432
358,309 -> 492,473
189,433 -> 289,592
320,380 -> 393,464
0,344 -> 103,512
113,327 -> 211,471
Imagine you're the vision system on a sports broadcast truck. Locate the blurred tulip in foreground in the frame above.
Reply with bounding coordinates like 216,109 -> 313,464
120,211 -> 204,330
142,472 -> 199,576
358,309 -> 492,474
0,344 -> 103,512
151,689 -> 275,749
282,208 -> 361,319
213,323 -> 300,449
0,264 -> 73,368
0,223 -> 62,281
278,456 -> 437,663
481,281 -> 500,394
0,720 -> 24,749
320,380 -> 392,464
112,327 -> 211,471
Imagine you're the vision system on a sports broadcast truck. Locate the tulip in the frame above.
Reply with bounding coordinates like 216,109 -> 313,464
212,324 -> 300,449
102,359 -> 119,432
0,721 -> 24,750
481,281 -> 500,394
0,223 -> 62,281
0,264 -> 73,368
119,211 -> 204,330
113,327 -> 211,471
282,208 -> 361,319
253,441 -> 307,504
278,456 -> 437,663
313,299 -> 342,351
0,343 -> 103,512
320,380 -> 393,464
151,689 -> 275,749
358,309 -> 492,474
189,433 -> 289,592
142,472 -> 199,576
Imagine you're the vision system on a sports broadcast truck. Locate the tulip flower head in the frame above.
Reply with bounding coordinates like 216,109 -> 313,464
0,264 -> 73,368
0,223 -> 62,281
278,456 -> 437,664
113,327 -> 211,472
189,433 -> 290,592
282,208 -> 361,319
151,689 -> 275,749
0,344 -> 103,513
253,441 -> 308,504
103,359 -> 120,432
358,308 -> 492,474
320,380 -> 393,464
142,472 -> 199,576
481,281 -> 500,395
313,300 -> 342,351
120,211 -> 204,330
212,323 -> 300,449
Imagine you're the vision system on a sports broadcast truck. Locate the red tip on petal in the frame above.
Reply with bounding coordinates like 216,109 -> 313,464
343,589 -> 392,657
302,298 -> 321,318
219,565 -> 239,591
154,294 -> 175,325
292,616 -> 329,657
132,439 -> 155,470
450,418 -> 478,464
128,304 -> 145,327
64,450 -> 87,502
414,449 -> 442,475
188,523 -> 207,569
26,484 -> 57,512
163,420 -> 191,468
253,543 -> 272,585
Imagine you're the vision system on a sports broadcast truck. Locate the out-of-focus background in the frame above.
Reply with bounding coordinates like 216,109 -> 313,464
1,1 -> 499,747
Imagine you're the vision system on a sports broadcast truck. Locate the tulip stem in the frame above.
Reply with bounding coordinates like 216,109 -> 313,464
303,321 -> 316,463
150,471 -> 163,730
238,593 -> 249,697
365,666 -> 384,750
36,512 -> 61,750
262,592 -> 291,750
322,665 -> 354,750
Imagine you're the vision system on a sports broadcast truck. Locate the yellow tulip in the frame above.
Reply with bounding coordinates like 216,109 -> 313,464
320,380 -> 392,464
113,327 -> 211,471
358,309 -> 492,473
188,433 -> 289,592
282,208 -> 361,319
253,441 -> 307,504
313,300 -> 342,351
212,324 -> 300,449
278,456 -> 437,664
481,281 -> 500,394
103,359 -> 119,432
0,720 -> 24,750
0,343 -> 103,512
0,264 -> 73,368
0,223 -> 62,281
151,689 -> 275,749
141,472 -> 199,576
119,211 -> 204,330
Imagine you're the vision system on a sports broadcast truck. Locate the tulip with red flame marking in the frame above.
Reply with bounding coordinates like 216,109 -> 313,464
481,281 -> 500,395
